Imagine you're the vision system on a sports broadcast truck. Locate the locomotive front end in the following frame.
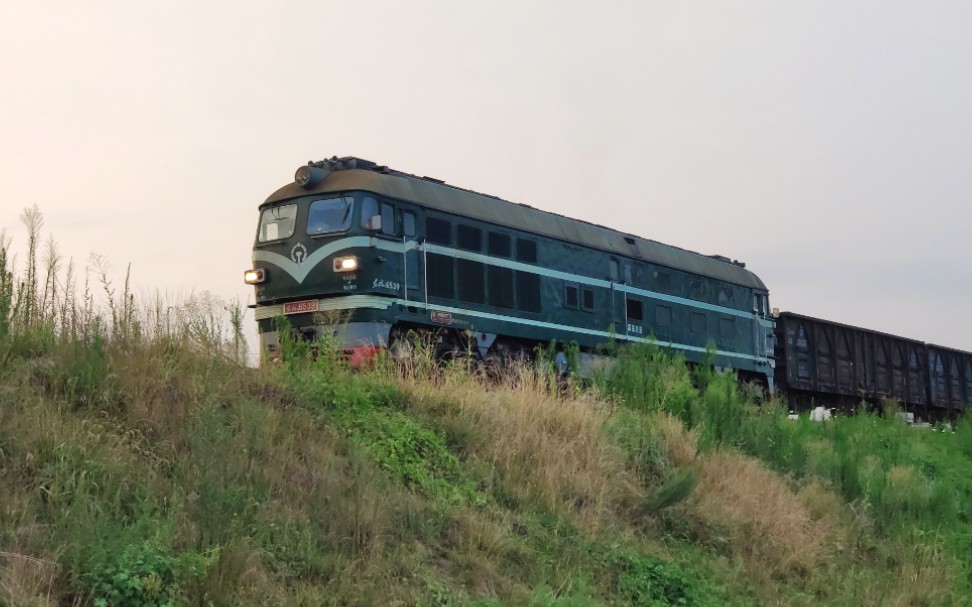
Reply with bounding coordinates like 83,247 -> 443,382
246,159 -> 404,363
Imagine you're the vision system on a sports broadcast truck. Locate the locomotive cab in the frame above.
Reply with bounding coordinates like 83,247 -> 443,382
245,160 -> 422,362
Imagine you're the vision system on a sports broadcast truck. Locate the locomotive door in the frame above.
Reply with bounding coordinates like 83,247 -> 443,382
609,258 -> 625,335
401,210 -> 423,304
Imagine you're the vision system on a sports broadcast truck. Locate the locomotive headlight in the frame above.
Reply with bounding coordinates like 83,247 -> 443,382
244,268 -> 266,284
295,165 -> 329,189
333,256 -> 358,272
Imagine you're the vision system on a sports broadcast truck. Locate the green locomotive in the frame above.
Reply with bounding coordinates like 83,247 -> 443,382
246,156 -> 776,388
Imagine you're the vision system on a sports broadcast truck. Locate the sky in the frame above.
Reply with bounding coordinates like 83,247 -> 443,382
2,1 -> 971,359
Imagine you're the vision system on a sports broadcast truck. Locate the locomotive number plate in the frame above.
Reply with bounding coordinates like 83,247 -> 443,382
431,311 -> 453,325
283,299 -> 319,315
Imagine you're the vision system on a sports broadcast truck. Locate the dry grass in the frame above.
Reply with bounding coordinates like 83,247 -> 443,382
189,539 -> 268,605
106,342 -> 200,451
396,361 -> 642,531
692,449 -> 837,580
434,508 -> 520,597
0,551 -> 61,607
651,412 -> 697,467
881,538 -> 956,607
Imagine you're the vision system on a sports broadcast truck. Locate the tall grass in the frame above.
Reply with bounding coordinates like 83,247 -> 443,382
5,207 -> 972,605
0,209 -> 292,605
598,341 -> 972,603
394,355 -> 642,531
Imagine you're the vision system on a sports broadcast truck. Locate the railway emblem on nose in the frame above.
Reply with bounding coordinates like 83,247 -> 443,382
290,243 -> 308,264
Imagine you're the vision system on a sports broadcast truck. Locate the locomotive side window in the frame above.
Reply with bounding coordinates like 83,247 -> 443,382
689,279 -> 706,301
753,294 -> 767,315
360,196 -> 379,228
307,197 -> 354,236
380,203 -> 396,236
426,217 -> 452,245
626,298 -> 643,321
427,253 -> 455,299
516,239 -> 538,263
258,202 -> 297,242
403,211 -> 416,237
458,225 -> 482,251
516,272 -> 541,312
690,312 -> 706,333
609,259 -> 619,282
457,259 -> 485,303
582,288 -> 595,311
653,271 -> 672,294
717,285 -> 734,307
488,232 -> 511,257
564,283 -> 579,309
488,266 -> 515,308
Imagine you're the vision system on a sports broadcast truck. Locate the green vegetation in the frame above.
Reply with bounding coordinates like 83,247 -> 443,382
2,208 -> 971,605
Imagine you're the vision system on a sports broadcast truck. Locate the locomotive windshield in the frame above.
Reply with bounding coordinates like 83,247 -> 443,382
307,196 -> 354,235
257,203 -> 297,242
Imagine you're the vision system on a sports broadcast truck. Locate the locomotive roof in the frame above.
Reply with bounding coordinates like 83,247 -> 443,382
263,158 -> 767,290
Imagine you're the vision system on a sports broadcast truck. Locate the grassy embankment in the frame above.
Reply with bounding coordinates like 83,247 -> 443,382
2,207 -> 972,606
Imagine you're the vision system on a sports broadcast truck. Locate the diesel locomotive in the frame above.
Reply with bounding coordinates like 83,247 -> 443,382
246,156 -> 971,415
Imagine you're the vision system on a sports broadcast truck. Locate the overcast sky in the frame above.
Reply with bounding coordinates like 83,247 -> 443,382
2,1 -> 971,357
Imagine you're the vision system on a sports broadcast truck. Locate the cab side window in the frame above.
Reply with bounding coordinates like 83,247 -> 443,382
380,203 -> 396,236
403,211 -> 416,237
360,196 -> 379,228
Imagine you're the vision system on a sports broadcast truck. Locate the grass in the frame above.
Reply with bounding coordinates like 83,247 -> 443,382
2,207 -> 972,605
599,342 -> 972,605
392,357 -> 640,531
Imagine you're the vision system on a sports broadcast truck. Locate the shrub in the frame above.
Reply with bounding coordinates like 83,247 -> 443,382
614,552 -> 716,607
88,541 -> 181,607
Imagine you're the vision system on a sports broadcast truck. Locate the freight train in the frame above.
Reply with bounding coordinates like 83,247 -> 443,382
245,156 -> 971,417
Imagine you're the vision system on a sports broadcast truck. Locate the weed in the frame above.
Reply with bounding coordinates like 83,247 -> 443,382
0,229 -> 14,338
87,541 -> 180,607
613,551 -> 718,607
